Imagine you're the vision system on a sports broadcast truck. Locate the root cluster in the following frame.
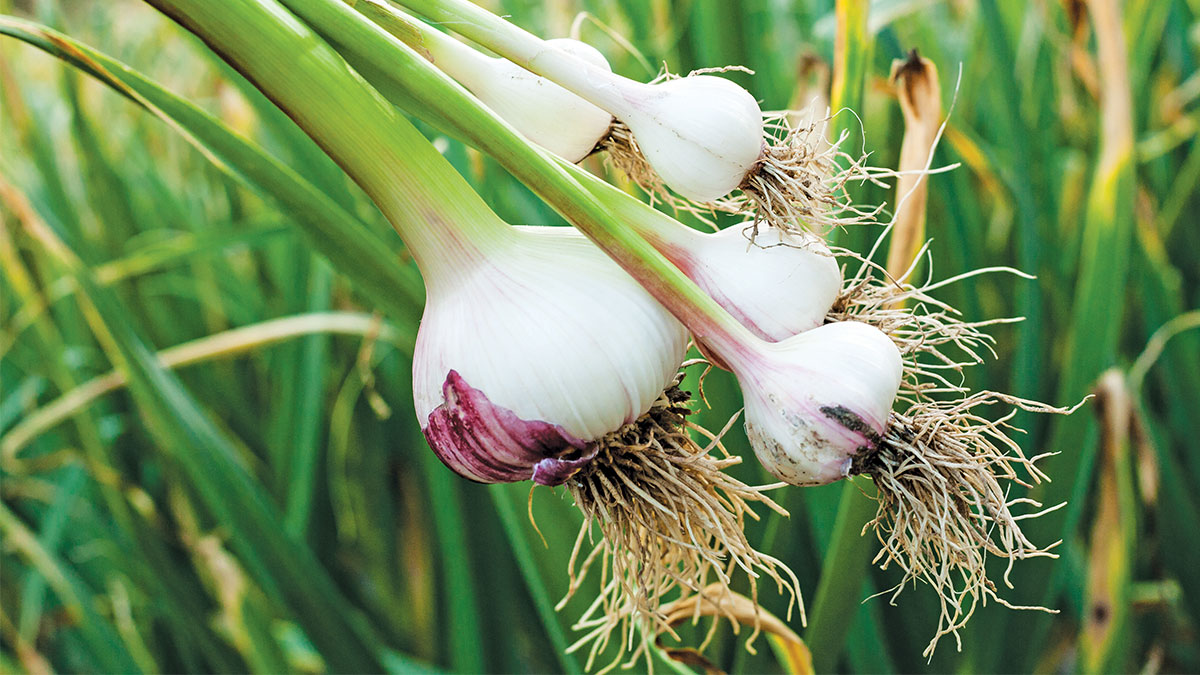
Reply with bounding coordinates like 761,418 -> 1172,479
826,245 -> 1025,404
559,377 -> 801,672
719,112 -> 888,239
855,393 -> 1079,659
830,245 -> 1084,658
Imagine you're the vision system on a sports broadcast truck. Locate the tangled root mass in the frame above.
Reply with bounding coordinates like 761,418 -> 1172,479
854,393 -> 1079,659
559,376 -> 801,672
830,246 -> 1084,658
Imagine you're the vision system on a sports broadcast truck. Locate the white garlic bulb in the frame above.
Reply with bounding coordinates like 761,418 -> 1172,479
737,321 -> 903,486
614,76 -> 765,202
414,226 -> 687,484
677,224 -> 841,341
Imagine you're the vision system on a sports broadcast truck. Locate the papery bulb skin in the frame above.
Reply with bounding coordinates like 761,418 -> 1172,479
621,76 -> 764,202
413,226 -> 688,485
737,321 -> 903,486
467,39 -> 614,163
681,226 -> 841,342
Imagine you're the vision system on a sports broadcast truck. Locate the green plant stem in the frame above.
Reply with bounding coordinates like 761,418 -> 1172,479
0,502 -> 141,674
826,0 -> 872,254
144,0 -> 512,293
277,0 -> 765,363
149,0 -> 762,364
8,186 -> 386,672
320,0 -> 703,258
804,477 -> 876,671
385,0 -> 650,118
1,311 -> 409,460
998,0 -> 1136,666
489,486 -> 582,675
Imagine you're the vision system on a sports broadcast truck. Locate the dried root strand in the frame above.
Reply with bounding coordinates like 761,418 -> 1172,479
559,377 -> 801,672
829,236 -> 1088,658
717,111 -> 890,239
856,392 -> 1084,660
827,244 -> 1029,405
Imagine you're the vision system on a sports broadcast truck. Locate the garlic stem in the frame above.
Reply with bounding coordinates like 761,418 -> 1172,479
394,0 -> 646,118
152,0 -> 518,295
353,2 -> 611,163
294,0 -> 792,361
290,0 -> 770,358
383,4 -> 495,92
360,3 -> 559,108
393,0 -> 767,203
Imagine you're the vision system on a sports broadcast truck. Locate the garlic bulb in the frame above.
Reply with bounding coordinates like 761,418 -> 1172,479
415,26 -> 614,163
513,55 -> 765,203
668,224 -> 841,341
178,1 -> 796,662
331,0 -> 1071,652
388,0 -> 769,201
613,75 -> 764,202
736,321 -> 903,486
414,225 -> 687,484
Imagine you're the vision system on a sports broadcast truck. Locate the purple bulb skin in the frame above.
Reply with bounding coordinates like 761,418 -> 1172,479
422,370 -> 598,486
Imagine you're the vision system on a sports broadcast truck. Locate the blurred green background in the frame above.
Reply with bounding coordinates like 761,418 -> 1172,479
1,0 -> 1198,672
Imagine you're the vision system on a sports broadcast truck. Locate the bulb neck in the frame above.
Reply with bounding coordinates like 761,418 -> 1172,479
370,186 -> 517,294
378,4 -> 498,95
311,89 -> 517,293
396,0 -> 647,119
154,0 -> 519,293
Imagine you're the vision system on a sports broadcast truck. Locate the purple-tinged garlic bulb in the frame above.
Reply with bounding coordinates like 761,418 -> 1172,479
411,225 -> 801,667
412,225 -> 685,484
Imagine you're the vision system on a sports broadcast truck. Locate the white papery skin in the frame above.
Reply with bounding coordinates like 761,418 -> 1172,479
453,39 -> 614,163
412,226 -> 687,441
738,321 -> 903,486
684,226 -> 841,341
619,76 -> 764,202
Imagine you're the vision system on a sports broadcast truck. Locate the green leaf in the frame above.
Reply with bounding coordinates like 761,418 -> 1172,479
0,15 -> 424,330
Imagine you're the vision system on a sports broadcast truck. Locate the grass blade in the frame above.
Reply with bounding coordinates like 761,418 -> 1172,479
0,15 -> 424,327
4,179 -> 388,672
